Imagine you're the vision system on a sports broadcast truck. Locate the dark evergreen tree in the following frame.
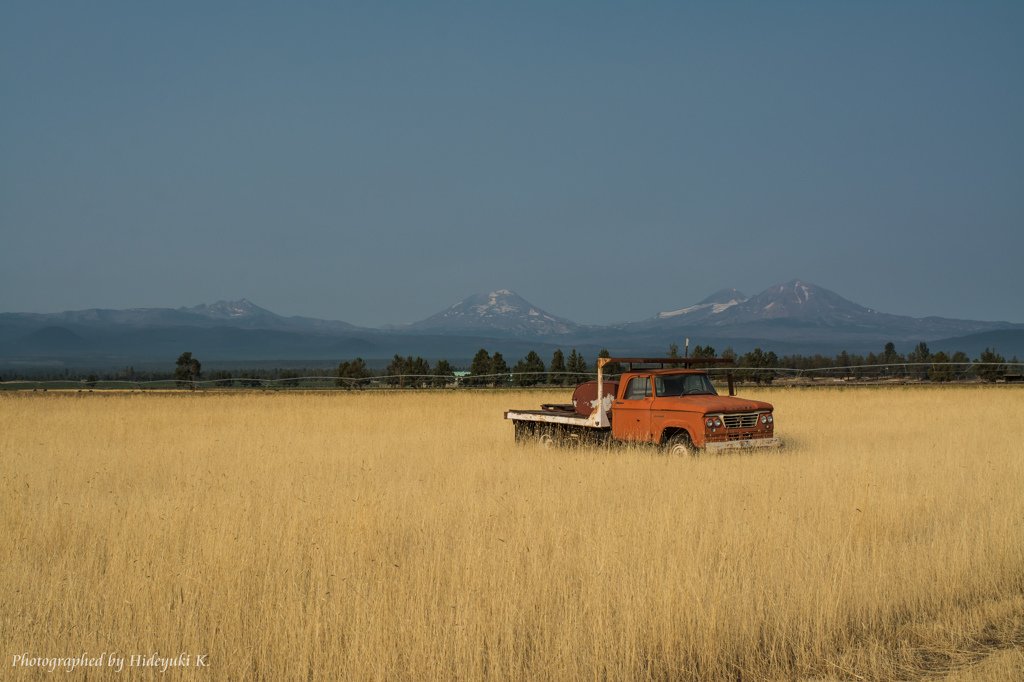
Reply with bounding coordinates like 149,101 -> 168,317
878,342 -> 906,377
336,357 -> 371,388
738,348 -> 778,385
431,359 -> 455,388
928,351 -> 953,382
549,349 -> 566,386
511,358 -> 530,387
690,345 -> 717,370
949,351 -> 970,380
491,352 -> 510,387
512,351 -> 546,387
525,350 -> 546,375
385,354 -> 406,387
974,348 -> 1006,382
469,349 -> 492,387
566,349 -> 588,385
383,355 -> 431,388
566,349 -> 578,383
405,356 -> 431,387
174,352 -> 202,389
906,342 -> 932,379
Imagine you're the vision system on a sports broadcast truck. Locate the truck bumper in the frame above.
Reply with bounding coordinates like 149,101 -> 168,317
704,437 -> 782,452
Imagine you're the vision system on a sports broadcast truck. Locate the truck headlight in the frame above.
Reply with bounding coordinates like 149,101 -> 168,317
706,418 -> 714,428
767,414 -> 773,423
760,414 -> 767,424
714,417 -> 722,427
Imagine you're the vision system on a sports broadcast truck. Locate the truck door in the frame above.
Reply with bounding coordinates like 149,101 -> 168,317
612,375 -> 654,442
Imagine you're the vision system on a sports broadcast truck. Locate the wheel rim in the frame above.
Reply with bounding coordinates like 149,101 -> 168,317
668,439 -> 693,456
539,433 -> 555,449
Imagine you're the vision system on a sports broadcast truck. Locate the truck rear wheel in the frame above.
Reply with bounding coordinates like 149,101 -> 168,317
537,424 -> 561,450
666,433 -> 696,457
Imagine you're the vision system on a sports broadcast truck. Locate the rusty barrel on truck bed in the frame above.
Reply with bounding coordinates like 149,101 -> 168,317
572,380 -> 619,416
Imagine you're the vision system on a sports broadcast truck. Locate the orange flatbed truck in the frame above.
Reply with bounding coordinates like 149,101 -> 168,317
504,357 -> 781,454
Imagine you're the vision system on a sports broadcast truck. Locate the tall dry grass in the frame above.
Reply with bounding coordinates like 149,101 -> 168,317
2,387 -> 1022,680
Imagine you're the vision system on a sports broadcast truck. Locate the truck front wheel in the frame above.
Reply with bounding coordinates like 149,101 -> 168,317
665,433 -> 696,457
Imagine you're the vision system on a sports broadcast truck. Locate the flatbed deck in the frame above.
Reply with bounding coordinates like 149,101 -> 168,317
504,408 -> 602,427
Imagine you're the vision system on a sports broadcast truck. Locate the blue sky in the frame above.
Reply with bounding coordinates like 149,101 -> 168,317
3,1 -> 1022,326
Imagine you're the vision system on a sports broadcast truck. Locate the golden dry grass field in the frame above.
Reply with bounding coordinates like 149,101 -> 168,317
2,387 -> 1023,681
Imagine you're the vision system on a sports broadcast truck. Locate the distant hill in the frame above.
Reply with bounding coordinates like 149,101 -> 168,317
927,329 -> 1024,359
21,326 -> 92,355
9,299 -> 363,333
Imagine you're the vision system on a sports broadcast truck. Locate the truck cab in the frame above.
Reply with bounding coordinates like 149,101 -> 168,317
612,368 -> 776,454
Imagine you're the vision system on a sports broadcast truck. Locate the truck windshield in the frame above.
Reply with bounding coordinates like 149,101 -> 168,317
654,374 -> 718,397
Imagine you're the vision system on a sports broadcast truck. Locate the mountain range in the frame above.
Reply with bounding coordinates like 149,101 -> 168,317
2,281 -> 1021,370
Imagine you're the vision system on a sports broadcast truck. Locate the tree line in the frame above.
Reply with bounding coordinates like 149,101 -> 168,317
773,342 -> 1017,383
2,343 -> 1018,389
435,342 -> 1019,387
335,355 -> 458,388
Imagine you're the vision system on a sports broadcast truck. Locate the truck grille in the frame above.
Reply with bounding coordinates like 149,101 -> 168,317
722,413 -> 760,429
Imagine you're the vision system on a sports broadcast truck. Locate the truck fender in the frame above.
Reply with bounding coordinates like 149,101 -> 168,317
658,425 -> 694,446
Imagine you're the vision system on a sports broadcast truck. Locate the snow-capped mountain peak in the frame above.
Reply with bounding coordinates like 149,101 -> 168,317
739,280 -> 870,320
657,288 -> 748,319
186,298 -> 270,320
405,290 -> 579,337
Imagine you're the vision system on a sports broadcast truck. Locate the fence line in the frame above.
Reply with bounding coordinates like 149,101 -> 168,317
1,363 -> 1021,391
